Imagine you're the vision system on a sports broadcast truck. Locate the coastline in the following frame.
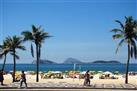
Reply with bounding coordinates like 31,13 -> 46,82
1,63 -> 137,73
2,71 -> 137,85
1,73 -> 137,90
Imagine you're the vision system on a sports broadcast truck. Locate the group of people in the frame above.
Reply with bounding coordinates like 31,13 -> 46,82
0,70 -> 91,88
0,70 -> 27,88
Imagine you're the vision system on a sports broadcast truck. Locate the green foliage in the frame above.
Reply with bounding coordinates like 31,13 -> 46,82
111,16 -> 137,58
5,36 -> 26,52
111,16 -> 137,84
21,25 -> 51,82
21,25 -> 51,58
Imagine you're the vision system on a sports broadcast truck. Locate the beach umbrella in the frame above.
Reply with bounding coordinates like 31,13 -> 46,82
97,71 -> 103,74
98,71 -> 103,73
64,71 -> 68,73
51,71 -> 62,74
90,71 -> 95,73
39,71 -> 43,74
9,71 -> 13,74
24,71 -> 28,74
103,71 -> 113,75
114,71 -> 119,74
80,71 -> 86,74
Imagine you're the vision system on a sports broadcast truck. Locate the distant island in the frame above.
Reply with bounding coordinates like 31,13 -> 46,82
92,60 -> 121,64
32,59 -> 57,64
62,58 -> 121,64
32,57 -> 121,64
63,58 -> 84,64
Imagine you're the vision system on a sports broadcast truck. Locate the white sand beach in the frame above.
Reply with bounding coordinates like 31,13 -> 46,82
3,74 -> 137,85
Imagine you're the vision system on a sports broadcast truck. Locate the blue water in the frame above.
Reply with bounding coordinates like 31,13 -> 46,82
0,64 -> 137,73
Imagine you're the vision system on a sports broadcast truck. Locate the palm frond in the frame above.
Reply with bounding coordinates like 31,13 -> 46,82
134,45 -> 137,59
21,31 -> 33,41
116,39 -> 125,53
112,34 -> 123,39
31,43 -> 34,57
4,35 -> 25,60
115,20 -> 124,30
131,39 -> 137,59
125,16 -> 133,24
0,40 -> 11,59
10,52 -> 20,59
38,25 -> 42,30
17,46 -> 26,50
0,52 -> 4,59
0,45 -> 2,48
130,46 -> 133,58
32,25 -> 38,33
22,25 -> 51,61
111,29 -> 124,33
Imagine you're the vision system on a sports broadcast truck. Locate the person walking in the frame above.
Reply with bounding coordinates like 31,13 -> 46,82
0,70 -> 4,85
83,70 -> 90,86
20,71 -> 27,88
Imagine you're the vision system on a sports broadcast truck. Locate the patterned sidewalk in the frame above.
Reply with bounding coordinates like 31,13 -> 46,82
0,82 -> 137,90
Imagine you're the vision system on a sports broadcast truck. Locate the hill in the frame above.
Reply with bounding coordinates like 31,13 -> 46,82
32,58 -> 121,64
32,59 -> 57,64
92,60 -> 121,64
63,58 -> 83,64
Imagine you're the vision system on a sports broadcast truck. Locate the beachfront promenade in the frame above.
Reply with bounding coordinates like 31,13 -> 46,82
0,82 -> 137,90
0,73 -> 137,90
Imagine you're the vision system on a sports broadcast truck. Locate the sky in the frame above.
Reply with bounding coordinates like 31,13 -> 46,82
0,0 -> 137,63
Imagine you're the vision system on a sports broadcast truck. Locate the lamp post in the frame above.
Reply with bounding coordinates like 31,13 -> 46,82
73,63 -> 76,81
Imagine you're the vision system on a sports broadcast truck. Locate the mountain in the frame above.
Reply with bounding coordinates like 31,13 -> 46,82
63,58 -> 83,64
32,58 -> 121,64
92,60 -> 121,64
32,59 -> 57,64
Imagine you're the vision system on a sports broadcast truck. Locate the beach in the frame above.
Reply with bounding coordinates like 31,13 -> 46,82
0,71 -> 136,91
3,73 -> 137,85
1,0 -> 137,90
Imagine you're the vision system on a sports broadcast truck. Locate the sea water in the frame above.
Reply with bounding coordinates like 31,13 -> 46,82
0,64 -> 137,73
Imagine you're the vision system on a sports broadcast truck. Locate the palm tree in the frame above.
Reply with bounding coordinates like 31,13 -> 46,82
111,16 -> 137,84
0,40 -> 10,71
21,25 -> 51,82
5,36 -> 25,82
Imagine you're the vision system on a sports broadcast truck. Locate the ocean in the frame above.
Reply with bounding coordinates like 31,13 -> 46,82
0,64 -> 137,73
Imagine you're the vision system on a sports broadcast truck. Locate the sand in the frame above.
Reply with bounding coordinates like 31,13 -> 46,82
3,74 -> 137,85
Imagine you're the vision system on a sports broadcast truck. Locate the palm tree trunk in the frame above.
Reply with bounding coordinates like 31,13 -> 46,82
125,44 -> 130,84
36,43 -> 39,82
2,53 -> 6,71
13,49 -> 16,82
38,45 -> 41,58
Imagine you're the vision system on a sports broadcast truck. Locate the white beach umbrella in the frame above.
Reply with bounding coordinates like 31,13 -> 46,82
98,71 -> 103,73
51,71 -> 62,74
103,71 -> 113,75
80,71 -> 86,74
24,71 -> 28,74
